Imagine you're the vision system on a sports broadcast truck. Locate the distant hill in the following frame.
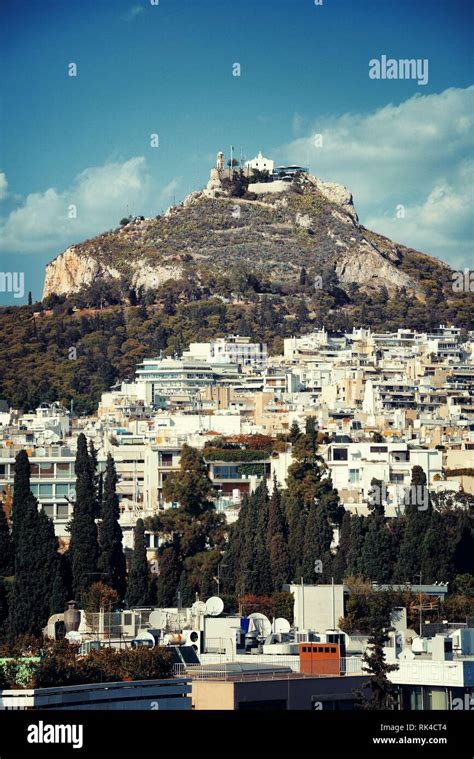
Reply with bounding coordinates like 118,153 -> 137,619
43,171 -> 450,302
0,169 -> 471,414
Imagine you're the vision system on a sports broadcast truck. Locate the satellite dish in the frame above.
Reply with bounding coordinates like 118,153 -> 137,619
35,447 -> 46,456
50,433 -> 60,443
274,617 -> 291,635
248,613 -> 272,638
205,596 -> 224,616
192,601 -> 206,616
149,610 -> 167,629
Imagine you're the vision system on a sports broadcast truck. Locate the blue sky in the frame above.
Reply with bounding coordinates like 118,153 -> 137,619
0,0 -> 473,302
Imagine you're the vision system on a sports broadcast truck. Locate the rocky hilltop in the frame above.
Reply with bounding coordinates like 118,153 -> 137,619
43,162 -> 449,301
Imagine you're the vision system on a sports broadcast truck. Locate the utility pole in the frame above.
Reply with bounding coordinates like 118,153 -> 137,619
418,571 -> 423,637
301,576 -> 305,630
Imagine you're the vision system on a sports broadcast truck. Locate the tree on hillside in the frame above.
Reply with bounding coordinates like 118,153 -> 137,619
69,433 -> 99,603
127,519 -> 150,607
98,454 -> 126,602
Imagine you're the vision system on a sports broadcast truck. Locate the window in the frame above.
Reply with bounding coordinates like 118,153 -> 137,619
330,647 -> 336,653
349,469 -> 359,484
42,505 -> 54,518
370,446 -> 388,453
302,646 -> 307,652
332,448 -> 348,461
161,453 -> 173,466
55,483 -> 72,496
38,484 -> 53,496
39,462 -> 54,476
56,462 -> 72,475
56,504 -> 70,518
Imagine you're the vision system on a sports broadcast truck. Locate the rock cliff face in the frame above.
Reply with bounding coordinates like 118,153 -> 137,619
42,171 -> 447,300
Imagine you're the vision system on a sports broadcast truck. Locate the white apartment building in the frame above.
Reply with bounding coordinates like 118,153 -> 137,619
326,441 -> 443,515
185,336 -> 267,368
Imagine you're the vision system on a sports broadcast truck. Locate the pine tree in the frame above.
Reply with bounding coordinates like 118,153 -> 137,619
162,444 -> 213,516
288,420 -> 301,444
267,480 -> 290,591
69,433 -> 99,603
127,518 -> 150,607
98,454 -> 126,602
0,504 -> 13,577
356,629 -> 399,710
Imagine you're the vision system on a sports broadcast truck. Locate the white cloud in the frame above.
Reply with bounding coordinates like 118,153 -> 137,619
279,87 -> 474,268
123,5 -> 144,22
0,172 -> 8,200
0,157 -> 179,253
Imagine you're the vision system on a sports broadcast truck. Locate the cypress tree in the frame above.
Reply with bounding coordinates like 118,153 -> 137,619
9,496 -> 61,636
302,502 -> 333,583
156,545 -> 181,607
253,480 -> 272,595
221,495 -> 249,594
333,511 -> 352,583
346,516 -> 366,576
0,504 -> 13,577
237,489 -> 259,595
127,518 -> 150,607
11,450 -> 31,548
98,454 -> 126,602
8,451 -> 63,635
267,480 -> 290,591
394,466 -> 432,583
69,433 -> 99,603
88,440 -> 101,518
287,495 -> 306,580
360,516 -> 392,583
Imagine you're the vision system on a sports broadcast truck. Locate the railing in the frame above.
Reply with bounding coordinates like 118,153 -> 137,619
172,656 -> 365,680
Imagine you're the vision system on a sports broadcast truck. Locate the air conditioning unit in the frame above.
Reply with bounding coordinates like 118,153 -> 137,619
183,629 -> 203,654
